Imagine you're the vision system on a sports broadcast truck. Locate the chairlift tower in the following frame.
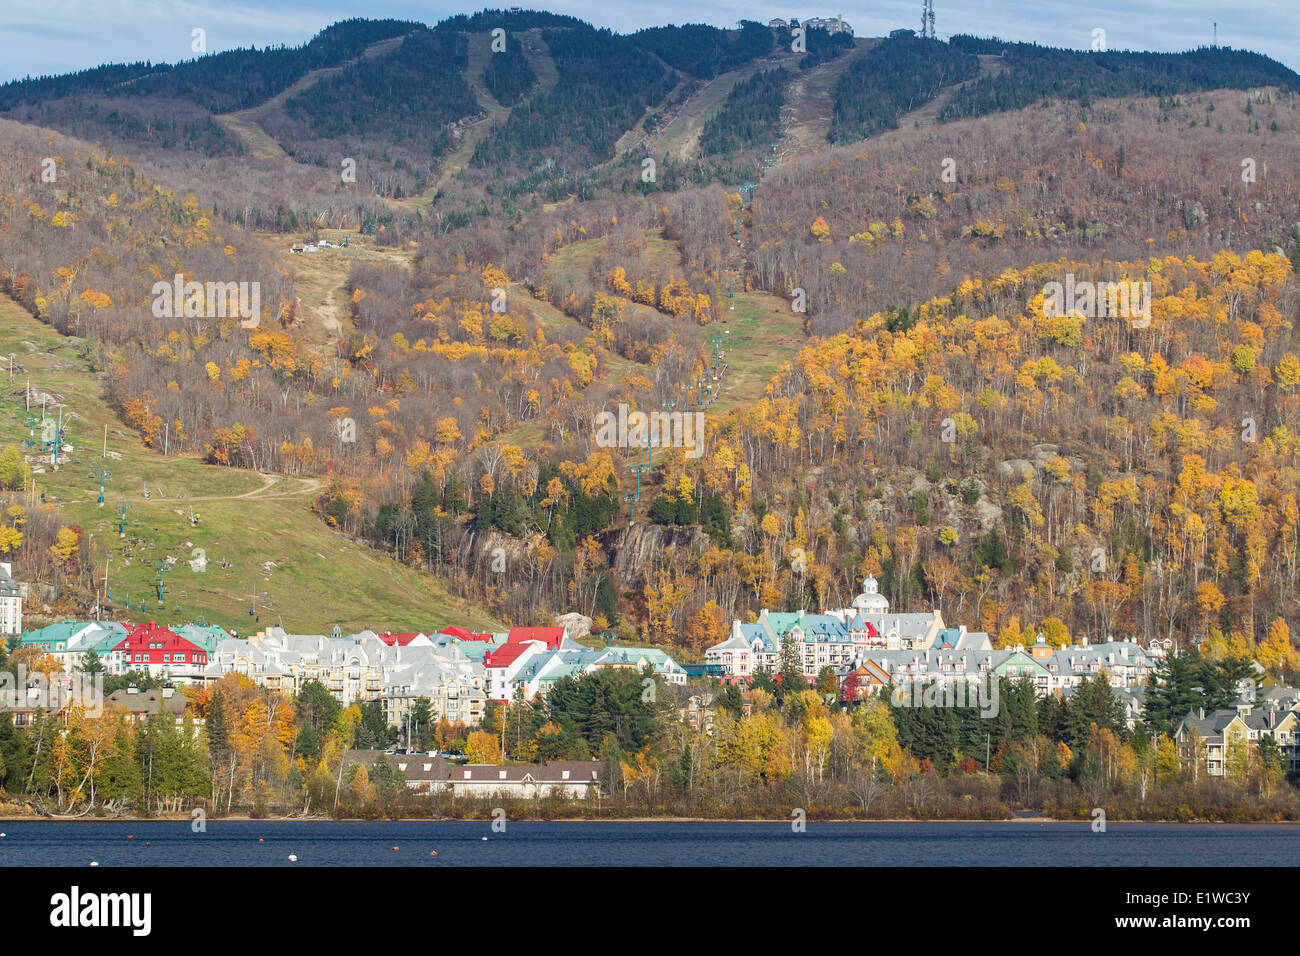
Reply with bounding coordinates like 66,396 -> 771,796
90,467 -> 111,506
708,333 -> 726,374
36,416 -> 68,467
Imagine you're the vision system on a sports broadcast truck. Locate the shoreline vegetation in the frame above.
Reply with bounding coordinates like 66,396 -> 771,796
4,668 -> 1299,826
2,802 -> 1296,825
2,815 -> 1297,824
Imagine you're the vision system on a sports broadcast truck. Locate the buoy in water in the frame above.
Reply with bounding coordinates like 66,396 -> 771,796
258,838 -> 264,843
127,835 -> 134,840
288,854 -> 298,862
429,850 -> 437,856
89,861 -> 99,867
392,846 -> 399,851
481,837 -> 488,841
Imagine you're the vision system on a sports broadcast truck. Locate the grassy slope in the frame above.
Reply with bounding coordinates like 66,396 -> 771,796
0,294 -> 500,635
263,227 -> 416,349
781,38 -> 877,155
708,291 -> 804,412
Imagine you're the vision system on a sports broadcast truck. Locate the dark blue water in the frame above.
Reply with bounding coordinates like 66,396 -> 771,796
0,820 -> 1295,865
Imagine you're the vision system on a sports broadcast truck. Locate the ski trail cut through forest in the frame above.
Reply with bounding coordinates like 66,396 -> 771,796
403,29 -> 561,207
895,53 -> 1007,131
213,33 -> 414,160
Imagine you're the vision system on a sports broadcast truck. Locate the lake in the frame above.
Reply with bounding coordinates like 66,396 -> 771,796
0,820 -> 1295,866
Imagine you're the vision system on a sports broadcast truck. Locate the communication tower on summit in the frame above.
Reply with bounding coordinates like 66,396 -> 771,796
921,0 -> 936,39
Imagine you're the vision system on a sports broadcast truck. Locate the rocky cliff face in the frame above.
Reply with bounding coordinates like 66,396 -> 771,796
597,523 -> 711,582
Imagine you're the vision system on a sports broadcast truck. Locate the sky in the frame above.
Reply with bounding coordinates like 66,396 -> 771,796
1,0 -> 1296,83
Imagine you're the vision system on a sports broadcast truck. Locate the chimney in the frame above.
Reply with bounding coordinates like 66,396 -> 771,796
1198,706 -> 1205,720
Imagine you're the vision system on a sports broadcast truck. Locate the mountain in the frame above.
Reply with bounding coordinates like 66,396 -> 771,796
2,9 -> 1300,656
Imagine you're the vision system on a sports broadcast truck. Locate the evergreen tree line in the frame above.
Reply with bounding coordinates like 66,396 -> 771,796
630,21 -> 775,79
699,68 -> 789,157
831,33 -> 981,142
0,18 -> 421,112
940,37 -> 1299,122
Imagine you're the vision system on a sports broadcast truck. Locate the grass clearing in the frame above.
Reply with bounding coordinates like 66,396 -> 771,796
707,291 -> 805,411
0,294 -> 500,635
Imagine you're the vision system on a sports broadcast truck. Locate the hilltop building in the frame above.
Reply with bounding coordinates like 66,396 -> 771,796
804,15 -> 853,35
769,16 -> 853,35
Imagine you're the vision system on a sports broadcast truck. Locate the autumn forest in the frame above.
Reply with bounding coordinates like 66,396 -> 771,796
0,13 -> 1298,678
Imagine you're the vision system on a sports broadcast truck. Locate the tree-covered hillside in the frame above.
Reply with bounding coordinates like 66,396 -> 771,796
631,21 -> 774,78
941,37 -> 1299,121
699,68 -> 789,156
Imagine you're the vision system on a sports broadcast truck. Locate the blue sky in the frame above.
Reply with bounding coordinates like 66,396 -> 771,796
1,0 -> 1296,82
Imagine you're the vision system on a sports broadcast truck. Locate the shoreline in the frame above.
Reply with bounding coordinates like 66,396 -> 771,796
1,814 -> 1295,824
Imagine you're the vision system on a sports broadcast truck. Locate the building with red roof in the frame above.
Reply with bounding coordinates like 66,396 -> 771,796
483,640 -> 550,702
112,622 -> 208,682
376,632 -> 431,647
506,626 -> 566,650
483,642 -> 531,670
440,625 -> 494,642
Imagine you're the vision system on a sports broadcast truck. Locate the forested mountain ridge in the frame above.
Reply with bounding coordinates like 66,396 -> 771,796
2,14 -> 1292,208
941,37 -> 1300,122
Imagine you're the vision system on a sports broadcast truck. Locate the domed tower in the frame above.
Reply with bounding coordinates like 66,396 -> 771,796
851,575 -> 889,614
